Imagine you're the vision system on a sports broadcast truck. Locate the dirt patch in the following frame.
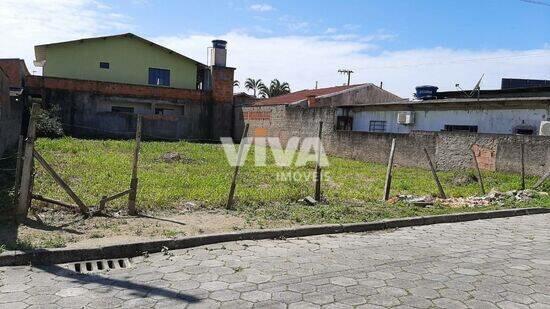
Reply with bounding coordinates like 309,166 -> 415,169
0,207 -> 290,250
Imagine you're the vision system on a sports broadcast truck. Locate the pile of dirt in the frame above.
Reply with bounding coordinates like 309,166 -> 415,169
393,189 -> 548,208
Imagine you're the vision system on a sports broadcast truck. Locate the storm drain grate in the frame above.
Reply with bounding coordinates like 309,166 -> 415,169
63,258 -> 132,274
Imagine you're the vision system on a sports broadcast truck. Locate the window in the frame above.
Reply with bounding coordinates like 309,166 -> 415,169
155,108 -> 175,115
444,125 -> 478,133
148,68 -> 170,86
111,106 -> 134,113
369,121 -> 386,132
99,62 -> 110,69
336,116 -> 353,131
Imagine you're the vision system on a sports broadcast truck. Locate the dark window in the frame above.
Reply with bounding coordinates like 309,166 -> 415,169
111,106 -> 134,113
369,121 -> 386,132
336,116 -> 353,131
444,125 -> 478,132
155,108 -> 175,115
99,62 -> 110,69
148,68 -> 170,86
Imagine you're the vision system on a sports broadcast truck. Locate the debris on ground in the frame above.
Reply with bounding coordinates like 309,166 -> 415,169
161,152 -> 181,163
298,196 -> 318,205
392,189 -> 547,208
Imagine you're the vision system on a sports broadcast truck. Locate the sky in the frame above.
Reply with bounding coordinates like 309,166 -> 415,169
0,0 -> 549,97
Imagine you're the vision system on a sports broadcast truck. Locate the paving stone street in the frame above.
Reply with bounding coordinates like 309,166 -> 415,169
1,214 -> 549,308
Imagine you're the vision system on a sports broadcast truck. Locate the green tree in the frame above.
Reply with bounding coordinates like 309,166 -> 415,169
244,78 -> 265,97
259,79 -> 291,98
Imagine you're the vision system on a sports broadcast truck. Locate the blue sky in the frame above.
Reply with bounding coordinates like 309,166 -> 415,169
1,0 -> 549,96
113,0 -> 550,51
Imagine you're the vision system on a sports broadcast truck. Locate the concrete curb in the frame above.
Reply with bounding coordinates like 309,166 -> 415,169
1,207 -> 549,267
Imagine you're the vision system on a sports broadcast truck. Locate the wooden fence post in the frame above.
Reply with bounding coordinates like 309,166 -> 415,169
424,148 -> 446,199
520,142 -> 525,190
533,169 -> 550,189
314,121 -> 323,201
226,123 -> 249,209
16,103 -> 39,222
33,150 -> 89,214
128,115 -> 142,216
13,134 -> 24,203
382,138 -> 396,201
471,147 -> 486,195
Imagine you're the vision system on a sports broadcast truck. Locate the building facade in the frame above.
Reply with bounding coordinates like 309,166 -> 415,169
34,33 -> 204,90
28,35 -> 235,140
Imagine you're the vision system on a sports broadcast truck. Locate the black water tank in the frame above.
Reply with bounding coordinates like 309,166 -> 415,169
415,85 -> 438,100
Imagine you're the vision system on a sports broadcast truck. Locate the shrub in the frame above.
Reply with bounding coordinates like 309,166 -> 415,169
36,105 -> 64,138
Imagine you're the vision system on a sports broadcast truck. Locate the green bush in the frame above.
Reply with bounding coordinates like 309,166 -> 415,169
36,105 -> 64,138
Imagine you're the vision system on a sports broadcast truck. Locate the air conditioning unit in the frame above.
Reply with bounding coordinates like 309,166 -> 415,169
397,111 -> 415,124
540,121 -> 550,136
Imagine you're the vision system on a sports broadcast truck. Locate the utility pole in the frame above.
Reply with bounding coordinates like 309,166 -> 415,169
338,69 -> 354,86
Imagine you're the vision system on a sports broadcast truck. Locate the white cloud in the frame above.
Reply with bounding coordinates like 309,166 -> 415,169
154,33 -> 550,97
249,4 -> 274,12
0,0 -> 132,74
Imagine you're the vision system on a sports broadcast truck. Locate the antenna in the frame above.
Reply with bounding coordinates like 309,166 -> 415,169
338,69 -> 354,86
455,74 -> 485,98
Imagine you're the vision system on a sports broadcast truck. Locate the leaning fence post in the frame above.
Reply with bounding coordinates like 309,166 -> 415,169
471,147 -> 486,195
383,138 -> 396,201
314,121 -> 323,201
13,134 -> 24,203
424,148 -> 446,199
226,123 -> 249,209
16,103 -> 39,222
128,115 -> 142,216
520,142 -> 525,190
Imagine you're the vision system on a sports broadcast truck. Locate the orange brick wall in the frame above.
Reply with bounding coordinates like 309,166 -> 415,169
25,75 -> 208,102
472,144 -> 497,171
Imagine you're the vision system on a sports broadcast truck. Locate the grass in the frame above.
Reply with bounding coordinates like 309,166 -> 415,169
8,136 -> 546,225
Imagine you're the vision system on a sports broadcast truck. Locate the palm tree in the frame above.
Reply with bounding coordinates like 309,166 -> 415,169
259,79 -> 291,98
233,80 -> 240,88
244,78 -> 264,97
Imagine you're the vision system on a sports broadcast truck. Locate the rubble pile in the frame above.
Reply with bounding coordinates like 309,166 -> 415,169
392,189 -> 548,208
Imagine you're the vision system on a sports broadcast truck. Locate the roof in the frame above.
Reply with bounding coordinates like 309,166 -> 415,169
435,86 -> 550,99
0,59 -> 30,88
338,96 -> 550,108
34,33 -> 206,67
253,84 -> 366,106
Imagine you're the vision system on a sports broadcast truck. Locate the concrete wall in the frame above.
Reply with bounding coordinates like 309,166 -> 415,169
349,108 -> 550,134
0,70 -> 23,157
41,35 -> 198,89
241,104 -> 550,176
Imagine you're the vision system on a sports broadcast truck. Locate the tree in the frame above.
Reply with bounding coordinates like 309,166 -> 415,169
259,79 -> 291,98
244,78 -> 265,97
233,80 -> 240,88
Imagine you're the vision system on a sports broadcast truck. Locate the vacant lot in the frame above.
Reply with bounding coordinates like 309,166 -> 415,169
0,137 -> 548,250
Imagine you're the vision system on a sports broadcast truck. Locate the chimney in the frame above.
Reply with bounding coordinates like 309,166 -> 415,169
210,40 -> 227,67
307,95 -> 317,108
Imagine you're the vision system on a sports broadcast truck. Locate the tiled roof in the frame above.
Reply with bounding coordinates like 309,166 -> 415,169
253,84 -> 365,106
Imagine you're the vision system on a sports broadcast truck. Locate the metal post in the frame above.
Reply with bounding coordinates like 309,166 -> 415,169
314,121 -> 323,201
226,123 -> 249,209
16,103 -> 39,222
128,115 -> 142,215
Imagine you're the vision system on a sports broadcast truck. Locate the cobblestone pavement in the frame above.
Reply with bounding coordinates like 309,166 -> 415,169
1,214 -> 549,308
